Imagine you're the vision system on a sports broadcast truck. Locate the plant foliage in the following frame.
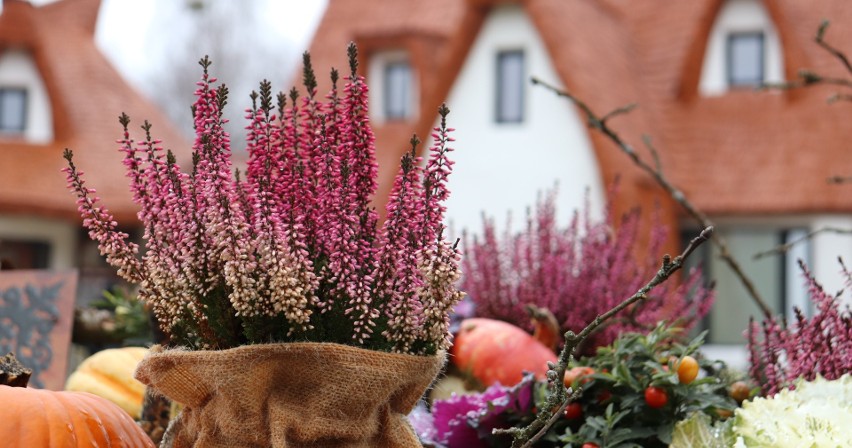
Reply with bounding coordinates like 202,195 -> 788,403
63,46 -> 463,354
462,190 -> 713,354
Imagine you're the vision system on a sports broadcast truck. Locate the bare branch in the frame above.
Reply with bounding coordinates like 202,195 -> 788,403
531,76 -> 774,319
497,227 -> 714,447
754,227 -> 852,259
643,134 -> 664,175
517,386 -> 582,448
827,93 -> 852,103
816,20 -> 852,76
761,22 -> 852,96
827,175 -> 852,184
600,102 -> 638,125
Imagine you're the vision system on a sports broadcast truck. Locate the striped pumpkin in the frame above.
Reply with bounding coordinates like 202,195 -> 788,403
65,346 -> 148,419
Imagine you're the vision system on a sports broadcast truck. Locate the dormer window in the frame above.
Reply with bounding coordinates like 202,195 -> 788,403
368,50 -> 417,123
0,87 -> 27,133
727,32 -> 764,87
0,50 -> 52,142
698,0 -> 783,96
384,61 -> 412,120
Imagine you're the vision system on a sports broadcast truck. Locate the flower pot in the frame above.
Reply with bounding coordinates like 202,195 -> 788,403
134,343 -> 445,448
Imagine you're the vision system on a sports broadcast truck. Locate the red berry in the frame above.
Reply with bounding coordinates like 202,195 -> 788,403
644,386 -> 668,408
563,402 -> 583,420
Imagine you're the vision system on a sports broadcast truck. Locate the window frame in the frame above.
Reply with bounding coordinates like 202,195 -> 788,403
685,225 -> 811,345
0,87 -> 28,133
726,31 -> 765,88
382,60 -> 413,121
495,49 -> 525,124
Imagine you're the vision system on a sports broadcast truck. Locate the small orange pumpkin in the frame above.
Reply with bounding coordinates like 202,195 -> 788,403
0,352 -> 155,448
451,317 -> 557,387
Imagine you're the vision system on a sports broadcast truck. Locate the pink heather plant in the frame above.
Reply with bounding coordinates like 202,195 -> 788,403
747,259 -> 852,396
461,188 -> 713,355
63,45 -> 463,354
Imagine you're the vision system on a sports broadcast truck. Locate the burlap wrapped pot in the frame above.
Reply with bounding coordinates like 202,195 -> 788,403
134,343 -> 445,448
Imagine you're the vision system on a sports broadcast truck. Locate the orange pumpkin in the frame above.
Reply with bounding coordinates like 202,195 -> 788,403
0,353 -> 154,448
451,317 -> 558,387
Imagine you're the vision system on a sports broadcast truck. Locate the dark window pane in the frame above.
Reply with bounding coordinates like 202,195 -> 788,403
727,32 -> 764,87
0,240 -> 50,269
0,88 -> 27,132
384,62 -> 411,120
496,50 -> 524,123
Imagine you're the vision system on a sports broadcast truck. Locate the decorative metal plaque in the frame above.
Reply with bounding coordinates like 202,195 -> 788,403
0,270 -> 78,390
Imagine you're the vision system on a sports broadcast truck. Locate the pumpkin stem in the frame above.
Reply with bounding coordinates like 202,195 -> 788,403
525,304 -> 560,352
0,352 -> 32,388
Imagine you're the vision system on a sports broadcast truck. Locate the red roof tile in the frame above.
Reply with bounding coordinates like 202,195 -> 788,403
298,0 -> 852,220
621,0 -> 852,216
0,0 -> 190,223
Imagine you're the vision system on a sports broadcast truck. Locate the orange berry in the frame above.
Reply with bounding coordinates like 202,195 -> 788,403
677,356 -> 699,384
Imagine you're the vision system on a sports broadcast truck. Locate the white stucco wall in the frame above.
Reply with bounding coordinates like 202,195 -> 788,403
810,215 -> 852,306
0,49 -> 54,143
0,216 -> 77,269
699,0 -> 784,96
441,4 -> 604,238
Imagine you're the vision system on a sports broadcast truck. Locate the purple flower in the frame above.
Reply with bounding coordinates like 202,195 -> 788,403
748,260 -> 852,395
462,186 -> 713,354
431,374 -> 535,447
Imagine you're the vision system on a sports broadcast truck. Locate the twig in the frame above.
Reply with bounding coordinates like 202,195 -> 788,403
531,76 -> 774,319
495,227 -> 714,447
761,21 -> 852,100
600,103 -> 637,124
827,175 -> 852,184
764,71 -> 852,91
827,93 -> 852,103
752,21 -> 852,259
522,386 -> 582,448
753,226 -> 852,259
815,19 -> 852,76
643,135 -> 663,173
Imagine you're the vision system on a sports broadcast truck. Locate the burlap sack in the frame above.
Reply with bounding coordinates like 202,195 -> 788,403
134,343 -> 445,448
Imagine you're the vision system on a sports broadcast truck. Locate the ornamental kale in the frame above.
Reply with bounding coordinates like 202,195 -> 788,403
417,374 -> 536,448
671,374 -> 852,448
63,45 -> 463,354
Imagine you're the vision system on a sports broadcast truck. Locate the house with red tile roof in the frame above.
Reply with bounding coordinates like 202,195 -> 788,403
300,0 -> 852,361
0,0 -> 188,300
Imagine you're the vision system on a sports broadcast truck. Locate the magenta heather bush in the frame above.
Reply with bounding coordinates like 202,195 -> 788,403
63,46 -> 464,354
748,260 -> 852,396
461,189 -> 713,354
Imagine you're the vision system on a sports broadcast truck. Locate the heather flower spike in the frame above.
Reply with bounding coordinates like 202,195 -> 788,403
747,259 -> 852,395
63,148 -> 144,284
64,48 -> 463,354
462,187 -> 713,354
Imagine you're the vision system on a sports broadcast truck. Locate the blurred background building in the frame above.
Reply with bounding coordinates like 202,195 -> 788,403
301,0 -> 852,365
1,0 -> 851,367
